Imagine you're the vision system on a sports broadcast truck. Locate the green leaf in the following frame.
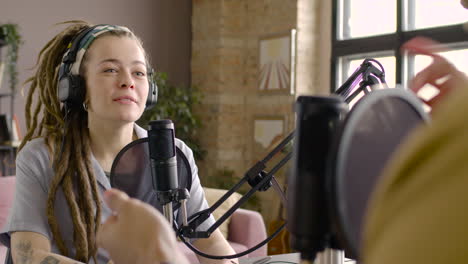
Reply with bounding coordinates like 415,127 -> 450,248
0,23 -> 23,93
137,73 -> 206,161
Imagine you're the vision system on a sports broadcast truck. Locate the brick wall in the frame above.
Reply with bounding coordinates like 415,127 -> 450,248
192,0 -> 327,221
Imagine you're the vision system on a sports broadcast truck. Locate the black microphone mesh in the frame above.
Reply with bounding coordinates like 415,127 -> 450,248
110,138 -> 192,213
149,129 -> 175,160
329,88 -> 429,258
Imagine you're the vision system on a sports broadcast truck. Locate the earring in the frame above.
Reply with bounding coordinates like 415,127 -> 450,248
83,102 -> 88,111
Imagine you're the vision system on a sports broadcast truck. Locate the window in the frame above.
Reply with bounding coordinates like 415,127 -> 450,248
332,0 -> 468,93
410,0 -> 468,30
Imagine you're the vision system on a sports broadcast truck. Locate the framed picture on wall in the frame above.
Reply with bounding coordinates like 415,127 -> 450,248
258,29 -> 296,94
253,116 -> 285,155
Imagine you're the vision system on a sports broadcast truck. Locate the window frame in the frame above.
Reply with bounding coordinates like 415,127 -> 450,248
331,0 -> 468,92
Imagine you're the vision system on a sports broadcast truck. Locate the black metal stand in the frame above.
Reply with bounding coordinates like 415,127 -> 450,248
176,58 -> 388,260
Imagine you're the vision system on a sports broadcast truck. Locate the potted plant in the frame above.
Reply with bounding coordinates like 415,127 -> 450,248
200,167 -> 262,212
137,72 -> 206,161
0,23 -> 22,94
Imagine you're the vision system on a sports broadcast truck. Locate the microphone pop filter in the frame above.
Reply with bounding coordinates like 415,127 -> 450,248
328,88 -> 430,259
110,138 -> 192,212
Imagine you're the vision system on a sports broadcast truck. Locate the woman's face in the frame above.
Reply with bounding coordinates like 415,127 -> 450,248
83,35 -> 149,125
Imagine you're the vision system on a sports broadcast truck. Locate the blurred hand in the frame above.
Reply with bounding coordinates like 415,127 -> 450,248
461,0 -> 468,9
402,37 -> 468,112
97,189 -> 189,264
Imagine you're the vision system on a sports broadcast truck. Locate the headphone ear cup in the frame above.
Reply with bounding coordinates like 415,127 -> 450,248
70,75 -> 86,105
145,77 -> 158,109
58,75 -> 73,103
58,73 -> 85,106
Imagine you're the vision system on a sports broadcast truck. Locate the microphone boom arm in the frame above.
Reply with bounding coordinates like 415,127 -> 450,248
179,58 -> 387,238
335,59 -> 387,103
176,58 -> 388,259
178,131 -> 295,239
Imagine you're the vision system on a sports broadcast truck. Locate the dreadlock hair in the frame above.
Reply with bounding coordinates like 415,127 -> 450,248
20,20 -> 149,263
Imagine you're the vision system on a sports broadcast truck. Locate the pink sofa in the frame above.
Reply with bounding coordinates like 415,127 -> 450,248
0,176 -> 15,263
178,207 -> 267,263
0,176 -> 267,264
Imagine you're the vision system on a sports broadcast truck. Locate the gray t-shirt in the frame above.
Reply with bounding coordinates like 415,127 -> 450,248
0,124 -> 214,263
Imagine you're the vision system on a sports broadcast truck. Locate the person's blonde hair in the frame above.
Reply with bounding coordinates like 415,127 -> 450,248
20,20 -> 148,262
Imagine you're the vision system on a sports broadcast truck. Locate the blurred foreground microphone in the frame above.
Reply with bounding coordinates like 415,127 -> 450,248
148,119 -> 178,223
287,96 -> 348,262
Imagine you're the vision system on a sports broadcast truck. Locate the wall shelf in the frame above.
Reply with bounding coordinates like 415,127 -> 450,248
0,42 -> 17,176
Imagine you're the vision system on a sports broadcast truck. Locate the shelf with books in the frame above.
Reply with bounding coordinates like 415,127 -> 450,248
0,145 -> 16,176
0,112 -> 20,176
0,117 -> 19,177
0,24 -> 21,176
0,68 -> 20,175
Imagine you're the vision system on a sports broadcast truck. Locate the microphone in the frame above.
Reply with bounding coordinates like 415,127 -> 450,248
148,119 -> 178,223
288,96 -> 348,261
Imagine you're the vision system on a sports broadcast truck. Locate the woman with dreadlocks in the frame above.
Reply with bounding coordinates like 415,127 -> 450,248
0,21 -> 235,264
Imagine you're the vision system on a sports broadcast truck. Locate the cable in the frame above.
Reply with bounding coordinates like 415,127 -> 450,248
178,221 -> 287,260
364,58 -> 385,75
265,262 -> 297,264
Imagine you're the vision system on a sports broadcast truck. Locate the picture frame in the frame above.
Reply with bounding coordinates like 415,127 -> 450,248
258,29 -> 296,94
253,116 -> 285,154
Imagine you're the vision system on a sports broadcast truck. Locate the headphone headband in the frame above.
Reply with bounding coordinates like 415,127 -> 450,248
57,24 -> 158,108
66,25 -> 131,75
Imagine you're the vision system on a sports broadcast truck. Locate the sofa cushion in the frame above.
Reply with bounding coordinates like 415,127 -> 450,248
0,176 -> 15,264
0,246 -> 6,264
0,176 -> 15,230
202,187 -> 242,239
